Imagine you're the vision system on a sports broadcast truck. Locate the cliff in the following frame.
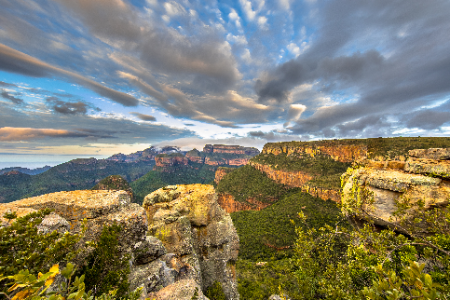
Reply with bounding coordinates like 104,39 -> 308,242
249,162 -> 313,188
341,148 -> 450,227
214,167 -> 235,184
0,185 -> 240,299
217,193 -> 273,213
155,153 -> 189,168
143,184 -> 239,299
262,140 -> 367,163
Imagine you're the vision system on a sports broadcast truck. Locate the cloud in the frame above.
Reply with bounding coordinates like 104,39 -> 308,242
130,112 -> 156,121
1,90 -> 24,105
0,43 -> 139,106
256,0 -> 450,137
0,81 -> 17,88
54,0 -> 241,93
403,110 -> 450,130
0,127 -> 106,141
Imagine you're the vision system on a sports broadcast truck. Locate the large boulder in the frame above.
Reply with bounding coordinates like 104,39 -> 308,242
143,184 -> 240,300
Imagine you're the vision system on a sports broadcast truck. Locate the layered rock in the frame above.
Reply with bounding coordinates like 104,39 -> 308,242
341,148 -> 450,226
143,184 -> 239,300
300,185 -> 341,203
155,154 -> 189,168
203,144 -> 260,156
249,162 -> 313,188
262,141 -> 367,163
217,193 -> 272,213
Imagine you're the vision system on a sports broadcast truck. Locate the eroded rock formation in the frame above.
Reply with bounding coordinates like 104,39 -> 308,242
0,185 -> 240,300
203,144 -> 260,156
262,141 -> 367,163
217,193 -> 273,213
249,162 -> 313,188
143,184 -> 239,300
341,148 -> 450,226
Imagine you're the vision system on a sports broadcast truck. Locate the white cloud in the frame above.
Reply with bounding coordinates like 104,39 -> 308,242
257,16 -> 267,29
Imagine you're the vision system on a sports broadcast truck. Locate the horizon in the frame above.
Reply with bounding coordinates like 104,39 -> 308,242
2,0 -> 450,166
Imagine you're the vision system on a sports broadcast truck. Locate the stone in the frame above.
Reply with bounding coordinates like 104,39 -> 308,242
409,148 -> 450,160
143,184 -> 240,300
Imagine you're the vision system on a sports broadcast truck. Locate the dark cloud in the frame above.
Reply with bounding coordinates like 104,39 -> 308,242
256,0 -> 450,136
130,112 -> 156,122
46,97 -> 100,115
0,81 -> 17,88
0,44 -> 139,106
184,123 -> 195,126
1,90 -> 24,105
403,110 -> 450,130
247,130 -> 300,142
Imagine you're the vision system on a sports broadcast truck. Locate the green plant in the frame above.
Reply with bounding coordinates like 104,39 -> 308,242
204,281 -> 226,300
80,224 -> 130,298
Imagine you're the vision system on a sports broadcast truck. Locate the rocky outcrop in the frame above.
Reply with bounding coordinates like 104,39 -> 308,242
203,144 -> 260,156
217,193 -> 272,213
249,162 -> 313,188
341,148 -> 450,226
143,184 -> 239,300
262,141 -> 367,163
301,185 -> 341,203
204,157 -> 251,166
155,154 -> 189,168
0,186 -> 240,299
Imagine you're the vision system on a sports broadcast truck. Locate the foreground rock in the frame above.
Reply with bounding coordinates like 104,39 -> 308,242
0,189 -> 223,299
143,184 -> 239,300
341,148 -> 450,226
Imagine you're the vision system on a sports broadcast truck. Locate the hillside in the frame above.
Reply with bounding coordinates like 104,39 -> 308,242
0,165 -> 51,175
0,158 -> 155,203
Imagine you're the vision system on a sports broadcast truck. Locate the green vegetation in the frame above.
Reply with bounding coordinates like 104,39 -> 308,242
0,210 -> 139,300
232,190 -> 347,299
216,165 -> 287,203
306,173 -> 343,190
231,189 -> 345,261
131,163 -> 218,204
251,153 -> 351,175
81,224 -> 130,298
204,281 -> 226,300
0,159 -> 154,204
91,175 -> 131,191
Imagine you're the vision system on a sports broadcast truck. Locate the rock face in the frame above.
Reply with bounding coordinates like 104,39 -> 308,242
217,193 -> 272,213
155,154 -> 190,168
262,141 -> 367,163
203,144 -> 260,156
0,186 -> 239,300
249,162 -> 313,188
143,184 -> 239,300
341,148 -> 450,226
300,185 -> 341,203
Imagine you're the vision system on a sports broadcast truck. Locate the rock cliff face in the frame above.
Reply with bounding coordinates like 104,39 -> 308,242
262,141 -> 367,163
0,185 -> 240,300
300,185 -> 341,203
143,184 -> 239,300
155,154 -> 189,168
341,148 -> 450,226
249,162 -> 313,188
203,144 -> 260,156
217,193 -> 272,213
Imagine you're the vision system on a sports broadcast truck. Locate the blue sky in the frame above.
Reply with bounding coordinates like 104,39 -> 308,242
1,0 -> 450,167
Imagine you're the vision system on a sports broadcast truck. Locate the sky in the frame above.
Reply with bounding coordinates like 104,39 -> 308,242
1,0 -> 450,168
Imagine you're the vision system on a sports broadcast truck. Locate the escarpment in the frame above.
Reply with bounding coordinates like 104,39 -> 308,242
341,148 -> 450,227
0,185 -> 240,300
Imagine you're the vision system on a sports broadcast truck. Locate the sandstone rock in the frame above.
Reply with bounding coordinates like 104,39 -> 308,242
249,162 -> 313,188
341,150 -> 450,226
203,144 -> 259,156
214,167 -> 234,185
409,148 -> 450,160
217,193 -> 273,213
148,279 -> 209,300
143,184 -> 240,300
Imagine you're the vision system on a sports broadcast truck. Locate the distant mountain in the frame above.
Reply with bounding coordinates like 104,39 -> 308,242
0,158 -> 155,203
0,165 -> 51,176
